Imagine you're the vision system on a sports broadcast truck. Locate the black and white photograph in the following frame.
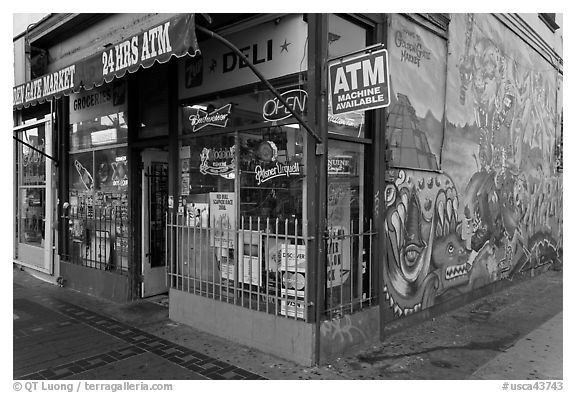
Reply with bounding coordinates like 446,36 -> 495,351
8,7 -> 567,390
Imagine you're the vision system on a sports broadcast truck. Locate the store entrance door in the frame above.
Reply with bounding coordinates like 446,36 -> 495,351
141,149 -> 169,297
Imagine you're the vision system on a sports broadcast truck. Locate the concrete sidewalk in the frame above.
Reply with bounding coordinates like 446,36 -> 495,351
13,265 -> 563,380
471,312 -> 562,380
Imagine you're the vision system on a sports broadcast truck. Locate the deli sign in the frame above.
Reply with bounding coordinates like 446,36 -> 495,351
329,49 -> 390,115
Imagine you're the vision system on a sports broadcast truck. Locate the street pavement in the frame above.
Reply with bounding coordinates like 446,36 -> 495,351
12,265 -> 563,381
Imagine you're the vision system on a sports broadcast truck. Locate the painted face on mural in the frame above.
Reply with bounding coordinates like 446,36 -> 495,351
382,170 -> 486,316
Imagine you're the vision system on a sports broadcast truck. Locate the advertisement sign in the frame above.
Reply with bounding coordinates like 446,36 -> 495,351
220,230 -> 262,286
327,181 -> 352,288
221,256 -> 262,286
186,202 -> 209,228
182,104 -> 232,133
200,146 -> 236,179
69,82 -> 127,124
279,244 -> 306,298
179,14 -> 308,99
279,244 -> 306,272
209,192 -> 236,250
281,298 -> 306,319
86,230 -> 111,267
262,89 -> 307,122
328,155 -> 354,175
329,49 -> 390,115
254,161 -> 301,185
326,226 -> 351,288
111,155 -> 128,188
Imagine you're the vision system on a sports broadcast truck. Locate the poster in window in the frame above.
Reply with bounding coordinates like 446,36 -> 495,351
209,192 -> 236,251
70,152 -> 93,192
327,181 -> 352,287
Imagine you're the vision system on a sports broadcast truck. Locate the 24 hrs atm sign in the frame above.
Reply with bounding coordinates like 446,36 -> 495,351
329,49 -> 390,115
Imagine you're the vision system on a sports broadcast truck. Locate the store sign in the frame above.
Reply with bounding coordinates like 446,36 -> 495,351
262,89 -> 307,122
200,146 -> 235,178
329,49 -> 390,115
15,14 -> 199,110
70,82 -> 126,123
179,14 -> 308,99
13,65 -> 77,107
254,161 -> 300,185
328,155 -> 353,175
101,21 -> 173,77
186,104 -> 232,132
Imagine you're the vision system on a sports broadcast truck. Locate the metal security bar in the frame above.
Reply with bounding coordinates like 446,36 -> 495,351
63,205 -> 129,274
167,214 -> 310,321
324,220 -> 377,319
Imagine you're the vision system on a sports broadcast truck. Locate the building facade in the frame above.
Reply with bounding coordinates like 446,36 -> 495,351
13,13 -> 563,365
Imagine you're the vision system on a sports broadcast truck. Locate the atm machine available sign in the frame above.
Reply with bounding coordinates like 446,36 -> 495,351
329,49 -> 390,115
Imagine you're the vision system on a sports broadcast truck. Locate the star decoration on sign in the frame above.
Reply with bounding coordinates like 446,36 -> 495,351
280,39 -> 291,53
209,59 -> 217,72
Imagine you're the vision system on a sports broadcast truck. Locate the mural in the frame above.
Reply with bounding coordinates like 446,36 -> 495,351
382,14 -> 562,318
386,14 -> 447,170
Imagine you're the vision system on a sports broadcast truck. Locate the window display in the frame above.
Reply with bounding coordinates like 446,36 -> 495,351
17,124 -> 47,247
175,84 -> 307,315
68,83 -> 129,272
69,81 -> 128,151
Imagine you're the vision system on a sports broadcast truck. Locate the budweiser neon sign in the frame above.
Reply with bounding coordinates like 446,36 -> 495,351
188,104 -> 231,132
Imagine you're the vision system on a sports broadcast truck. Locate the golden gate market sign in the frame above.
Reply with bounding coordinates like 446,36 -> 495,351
329,49 -> 390,115
14,14 -> 199,109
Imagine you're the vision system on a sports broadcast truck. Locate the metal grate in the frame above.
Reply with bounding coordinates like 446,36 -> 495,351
62,205 -> 129,274
324,220 -> 378,319
167,214 -> 310,321
167,214 -> 379,322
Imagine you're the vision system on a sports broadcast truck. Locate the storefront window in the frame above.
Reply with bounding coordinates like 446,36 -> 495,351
239,125 -> 304,222
69,81 -> 127,151
68,82 -> 129,272
17,124 -> 47,247
326,140 -> 368,310
175,81 -> 308,314
19,188 -> 45,246
178,81 -> 307,224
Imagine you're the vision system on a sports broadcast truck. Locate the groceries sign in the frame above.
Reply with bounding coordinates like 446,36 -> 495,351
329,49 -> 390,115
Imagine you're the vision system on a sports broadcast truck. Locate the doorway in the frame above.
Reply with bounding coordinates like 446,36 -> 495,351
141,149 -> 169,297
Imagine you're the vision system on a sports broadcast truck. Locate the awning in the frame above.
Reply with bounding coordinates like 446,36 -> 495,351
13,13 -> 200,110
